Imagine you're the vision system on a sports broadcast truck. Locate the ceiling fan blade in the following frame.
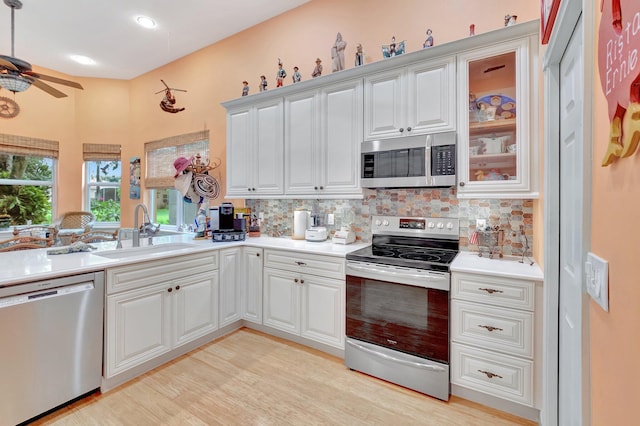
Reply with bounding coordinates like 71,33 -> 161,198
28,77 -> 68,98
24,71 -> 83,90
0,57 -> 19,71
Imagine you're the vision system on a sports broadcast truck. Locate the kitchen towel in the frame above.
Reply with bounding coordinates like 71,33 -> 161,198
293,210 -> 309,240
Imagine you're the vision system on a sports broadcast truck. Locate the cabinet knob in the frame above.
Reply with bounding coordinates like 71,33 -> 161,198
319,186 -> 324,190
399,127 -> 404,133
294,278 -> 299,283
300,279 -> 304,284
459,181 -> 465,187
167,288 -> 172,293
175,285 -> 181,291
406,126 -> 412,132
314,186 -> 318,190
256,253 -> 260,257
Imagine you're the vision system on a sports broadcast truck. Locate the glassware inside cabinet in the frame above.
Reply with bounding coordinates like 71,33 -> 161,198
467,51 -> 517,182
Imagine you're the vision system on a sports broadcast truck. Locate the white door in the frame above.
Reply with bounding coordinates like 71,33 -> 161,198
173,272 -> 219,347
559,17 -> 586,426
242,247 -> 263,324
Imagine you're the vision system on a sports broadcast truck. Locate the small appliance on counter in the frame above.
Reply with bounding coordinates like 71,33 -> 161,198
332,227 -> 356,244
305,226 -> 328,242
211,202 -> 246,242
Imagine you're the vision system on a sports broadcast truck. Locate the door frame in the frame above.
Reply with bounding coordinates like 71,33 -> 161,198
542,0 -> 595,425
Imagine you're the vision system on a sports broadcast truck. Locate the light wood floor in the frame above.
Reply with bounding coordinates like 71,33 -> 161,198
32,328 -> 535,425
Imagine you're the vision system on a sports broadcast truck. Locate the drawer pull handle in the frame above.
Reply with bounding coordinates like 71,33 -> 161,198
478,325 -> 503,332
478,287 -> 504,294
386,339 -> 397,345
478,370 -> 503,379
295,261 -> 307,266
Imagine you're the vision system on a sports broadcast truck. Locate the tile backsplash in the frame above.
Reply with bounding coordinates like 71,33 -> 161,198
246,188 -> 533,256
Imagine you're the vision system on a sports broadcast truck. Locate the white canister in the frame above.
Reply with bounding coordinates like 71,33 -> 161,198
292,210 -> 310,240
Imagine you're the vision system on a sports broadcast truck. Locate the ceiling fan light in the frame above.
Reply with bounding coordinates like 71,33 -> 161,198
0,74 -> 31,92
136,16 -> 156,29
70,55 -> 96,66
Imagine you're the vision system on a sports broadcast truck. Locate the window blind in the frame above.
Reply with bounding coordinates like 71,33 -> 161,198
144,130 -> 209,188
82,143 -> 121,161
0,133 -> 59,158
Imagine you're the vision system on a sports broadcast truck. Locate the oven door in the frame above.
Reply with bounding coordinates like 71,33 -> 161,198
346,262 -> 449,364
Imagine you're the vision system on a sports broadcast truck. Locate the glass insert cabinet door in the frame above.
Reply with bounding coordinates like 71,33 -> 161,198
456,36 -> 535,198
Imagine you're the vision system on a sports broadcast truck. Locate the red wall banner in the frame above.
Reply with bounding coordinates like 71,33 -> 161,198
598,0 -> 640,166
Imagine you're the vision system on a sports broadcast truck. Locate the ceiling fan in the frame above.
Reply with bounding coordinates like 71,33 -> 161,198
0,0 -> 83,98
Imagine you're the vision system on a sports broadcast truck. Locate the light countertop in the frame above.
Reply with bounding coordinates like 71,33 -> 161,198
0,234 -> 369,287
451,251 -> 544,281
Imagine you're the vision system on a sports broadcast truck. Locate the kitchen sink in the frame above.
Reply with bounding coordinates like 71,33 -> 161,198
93,242 -> 197,260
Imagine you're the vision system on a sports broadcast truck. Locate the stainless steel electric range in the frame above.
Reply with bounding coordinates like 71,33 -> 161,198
345,215 -> 460,401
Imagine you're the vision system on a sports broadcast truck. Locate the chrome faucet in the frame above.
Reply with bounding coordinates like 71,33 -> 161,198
133,203 -> 160,247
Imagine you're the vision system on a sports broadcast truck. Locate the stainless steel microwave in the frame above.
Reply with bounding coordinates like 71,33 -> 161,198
361,132 -> 456,188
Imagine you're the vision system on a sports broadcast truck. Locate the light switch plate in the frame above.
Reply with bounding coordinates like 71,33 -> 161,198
476,219 -> 486,229
586,252 -> 609,312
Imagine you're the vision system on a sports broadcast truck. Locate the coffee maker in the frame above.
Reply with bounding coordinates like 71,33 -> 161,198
219,202 -> 235,231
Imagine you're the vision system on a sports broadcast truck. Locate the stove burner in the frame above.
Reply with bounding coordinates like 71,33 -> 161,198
371,247 -> 395,257
398,252 -> 443,262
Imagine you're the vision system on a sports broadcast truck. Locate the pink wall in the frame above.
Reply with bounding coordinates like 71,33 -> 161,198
590,3 -> 640,424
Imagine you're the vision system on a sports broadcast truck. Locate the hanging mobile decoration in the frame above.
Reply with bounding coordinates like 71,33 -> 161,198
155,79 -> 186,113
0,95 -> 19,118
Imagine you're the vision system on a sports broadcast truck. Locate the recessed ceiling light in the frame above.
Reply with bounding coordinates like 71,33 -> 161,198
136,16 -> 156,29
70,55 -> 96,66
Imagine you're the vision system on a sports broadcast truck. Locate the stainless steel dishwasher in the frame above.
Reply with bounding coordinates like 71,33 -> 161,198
0,271 -> 104,425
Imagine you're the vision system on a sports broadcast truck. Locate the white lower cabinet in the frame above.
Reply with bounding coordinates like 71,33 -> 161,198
450,271 -> 541,413
262,249 -> 345,349
104,252 -> 219,381
219,247 -> 242,327
242,246 -> 263,324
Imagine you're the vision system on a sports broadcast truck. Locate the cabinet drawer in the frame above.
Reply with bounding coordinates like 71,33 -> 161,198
263,249 -> 345,280
451,300 -> 533,358
451,272 -> 535,311
451,343 -> 533,407
107,251 -> 218,294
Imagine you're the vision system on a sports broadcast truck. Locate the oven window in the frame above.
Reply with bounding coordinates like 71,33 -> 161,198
346,275 -> 449,363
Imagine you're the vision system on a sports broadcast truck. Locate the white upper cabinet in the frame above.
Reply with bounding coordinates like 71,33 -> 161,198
364,56 -> 456,140
284,79 -> 362,198
456,30 -> 538,198
226,99 -> 284,197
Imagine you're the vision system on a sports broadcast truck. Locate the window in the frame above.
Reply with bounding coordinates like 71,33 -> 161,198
145,130 -> 211,228
0,134 -> 58,226
83,144 -> 121,225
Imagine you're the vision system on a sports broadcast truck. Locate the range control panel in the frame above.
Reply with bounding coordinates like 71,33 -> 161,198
371,215 -> 459,239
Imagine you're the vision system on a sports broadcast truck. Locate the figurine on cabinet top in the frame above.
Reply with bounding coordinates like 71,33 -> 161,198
276,59 -> 287,87
312,58 -> 323,78
292,66 -> 302,83
331,32 -> 347,72
241,81 -> 249,97
355,43 -> 364,67
469,24 -> 476,36
423,29 -> 434,48
259,75 -> 268,92
504,14 -> 517,26
382,36 -> 405,58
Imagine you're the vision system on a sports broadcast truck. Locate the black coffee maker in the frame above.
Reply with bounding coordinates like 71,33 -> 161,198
219,202 -> 235,230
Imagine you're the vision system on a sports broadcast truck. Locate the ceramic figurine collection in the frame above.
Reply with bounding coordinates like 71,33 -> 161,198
240,14 -> 519,97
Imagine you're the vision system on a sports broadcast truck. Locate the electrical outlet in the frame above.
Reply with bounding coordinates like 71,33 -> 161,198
585,252 -> 609,312
476,219 -> 486,229
327,214 -> 335,225
258,212 -> 264,220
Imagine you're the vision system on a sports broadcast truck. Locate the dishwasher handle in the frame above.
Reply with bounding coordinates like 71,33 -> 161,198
0,282 -> 95,309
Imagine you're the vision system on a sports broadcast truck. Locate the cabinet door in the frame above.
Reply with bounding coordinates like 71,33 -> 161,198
321,79 -> 363,195
242,247 -> 263,324
173,271 -> 219,347
263,267 -> 300,335
457,36 -> 536,198
284,90 -> 321,194
364,68 -> 405,140
106,283 -> 172,378
406,57 -> 456,134
254,100 -> 285,195
300,275 -> 345,349
226,107 -> 253,196
219,248 -> 242,327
